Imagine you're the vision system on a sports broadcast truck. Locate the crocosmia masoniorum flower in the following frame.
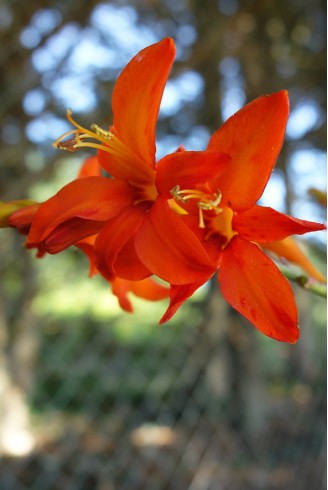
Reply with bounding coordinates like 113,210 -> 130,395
25,38 -> 220,287
5,156 -> 170,313
152,90 -> 325,342
2,37 -> 326,343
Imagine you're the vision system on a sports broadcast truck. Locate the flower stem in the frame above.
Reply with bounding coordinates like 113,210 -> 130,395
279,264 -> 327,298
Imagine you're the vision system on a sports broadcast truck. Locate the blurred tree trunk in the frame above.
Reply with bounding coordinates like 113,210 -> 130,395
288,288 -> 323,384
200,280 -> 267,444
0,236 -> 38,455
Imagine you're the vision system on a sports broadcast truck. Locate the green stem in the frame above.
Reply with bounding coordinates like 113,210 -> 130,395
279,265 -> 327,298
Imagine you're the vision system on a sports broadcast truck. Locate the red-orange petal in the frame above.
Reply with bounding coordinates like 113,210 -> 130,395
111,277 -> 134,313
156,150 -> 230,198
35,217 -> 104,254
75,235 -> 99,277
263,236 -> 326,283
134,197 -> 215,285
233,205 -> 326,242
97,146 -> 156,184
110,277 -> 169,313
129,277 -> 170,302
27,177 -> 133,245
159,280 -> 206,324
218,235 -> 299,343
77,156 -> 102,178
179,213 -> 223,267
8,203 -> 40,235
208,91 -> 289,211
94,205 -> 150,282
112,37 -> 176,169
112,236 -> 152,281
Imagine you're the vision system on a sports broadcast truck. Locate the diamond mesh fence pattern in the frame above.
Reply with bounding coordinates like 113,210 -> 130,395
0,287 -> 326,490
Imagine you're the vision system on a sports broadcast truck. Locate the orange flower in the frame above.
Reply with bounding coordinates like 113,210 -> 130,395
75,233 -> 169,312
111,277 -> 170,313
262,236 -> 326,284
26,38 -> 222,286
7,155 -> 170,311
3,39 -> 325,341
150,91 -> 326,343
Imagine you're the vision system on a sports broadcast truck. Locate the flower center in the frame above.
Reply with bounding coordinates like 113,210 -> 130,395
53,109 -> 139,163
170,185 -> 223,228
170,185 -> 234,247
131,181 -> 158,206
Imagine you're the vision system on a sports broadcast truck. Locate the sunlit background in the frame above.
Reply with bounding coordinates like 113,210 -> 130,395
0,1 -> 326,489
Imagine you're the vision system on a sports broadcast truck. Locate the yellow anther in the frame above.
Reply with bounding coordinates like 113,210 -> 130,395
52,109 -> 139,162
90,124 -> 113,139
198,190 -> 222,212
171,185 -> 234,246
170,186 -> 210,203
170,185 -> 223,228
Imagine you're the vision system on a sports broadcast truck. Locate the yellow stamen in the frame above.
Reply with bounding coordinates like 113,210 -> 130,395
170,185 -> 223,228
198,208 -> 205,228
53,109 -> 139,164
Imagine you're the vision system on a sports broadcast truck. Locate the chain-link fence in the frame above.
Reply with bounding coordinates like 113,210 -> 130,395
0,252 -> 326,489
